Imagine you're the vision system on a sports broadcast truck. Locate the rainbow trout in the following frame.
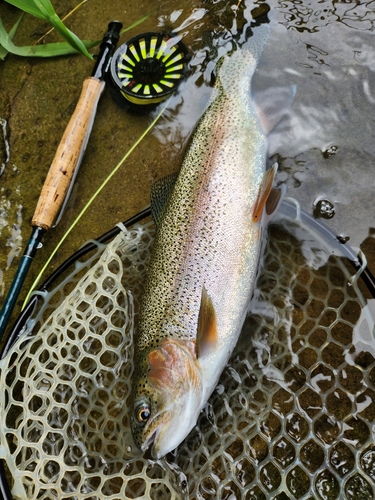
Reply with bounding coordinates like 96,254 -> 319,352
131,21 -> 279,458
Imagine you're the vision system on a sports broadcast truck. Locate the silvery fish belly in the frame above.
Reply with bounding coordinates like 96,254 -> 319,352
131,22 -> 277,459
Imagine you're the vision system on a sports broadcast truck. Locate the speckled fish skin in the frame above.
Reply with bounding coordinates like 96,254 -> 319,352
131,22 -> 272,458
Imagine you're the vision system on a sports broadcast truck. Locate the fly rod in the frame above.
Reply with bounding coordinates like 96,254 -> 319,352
0,20 -> 123,340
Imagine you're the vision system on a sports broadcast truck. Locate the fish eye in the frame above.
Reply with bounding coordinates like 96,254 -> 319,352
136,403 -> 151,424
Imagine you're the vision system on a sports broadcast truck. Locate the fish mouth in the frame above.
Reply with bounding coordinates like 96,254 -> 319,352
141,427 -> 158,454
141,410 -> 171,458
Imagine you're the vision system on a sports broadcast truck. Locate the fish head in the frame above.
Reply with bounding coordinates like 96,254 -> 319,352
131,339 -> 203,458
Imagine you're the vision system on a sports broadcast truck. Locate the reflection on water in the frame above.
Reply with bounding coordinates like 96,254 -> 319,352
0,196 -> 23,297
279,0 -> 375,32
0,118 -> 10,176
0,0 -> 374,498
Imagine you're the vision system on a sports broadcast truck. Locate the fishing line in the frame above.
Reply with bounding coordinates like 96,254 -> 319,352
0,20 -> 123,341
22,99 -> 170,309
3,200 -> 374,361
0,207 -> 151,360
0,29 -> 190,342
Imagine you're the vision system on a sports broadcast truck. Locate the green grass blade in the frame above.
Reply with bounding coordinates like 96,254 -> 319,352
32,0 -> 93,59
120,9 -> 157,34
0,19 -> 99,57
1,4 -> 154,59
5,0 -> 93,59
32,0 -> 55,18
4,0 -> 45,19
44,13 -> 93,59
23,99 -> 170,306
33,0 -> 93,59
0,13 -> 23,59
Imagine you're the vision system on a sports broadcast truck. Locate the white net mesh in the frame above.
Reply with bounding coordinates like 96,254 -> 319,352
0,209 -> 374,500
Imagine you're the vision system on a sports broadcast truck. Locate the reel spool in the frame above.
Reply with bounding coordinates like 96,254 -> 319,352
110,32 -> 190,108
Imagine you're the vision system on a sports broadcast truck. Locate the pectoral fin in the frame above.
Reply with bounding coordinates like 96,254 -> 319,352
262,183 -> 287,224
252,163 -> 278,222
196,286 -> 218,358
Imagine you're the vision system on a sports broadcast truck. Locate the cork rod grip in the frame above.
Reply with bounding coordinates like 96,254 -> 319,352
32,77 -> 105,230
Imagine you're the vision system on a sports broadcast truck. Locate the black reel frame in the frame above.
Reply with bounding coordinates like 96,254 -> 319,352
110,32 -> 190,111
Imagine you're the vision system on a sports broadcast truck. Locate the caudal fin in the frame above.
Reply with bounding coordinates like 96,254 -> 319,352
216,18 -> 272,96
241,19 -> 272,64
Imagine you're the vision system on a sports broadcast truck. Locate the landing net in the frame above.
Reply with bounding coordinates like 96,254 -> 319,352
0,206 -> 374,499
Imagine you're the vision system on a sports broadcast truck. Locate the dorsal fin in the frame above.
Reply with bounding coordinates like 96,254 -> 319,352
252,163 -> 278,222
150,173 -> 178,226
196,286 -> 218,358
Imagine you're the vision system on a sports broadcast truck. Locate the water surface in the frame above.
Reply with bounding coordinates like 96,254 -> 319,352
0,0 -> 374,498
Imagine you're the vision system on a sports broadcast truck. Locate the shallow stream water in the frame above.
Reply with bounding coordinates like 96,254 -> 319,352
0,0 -> 374,499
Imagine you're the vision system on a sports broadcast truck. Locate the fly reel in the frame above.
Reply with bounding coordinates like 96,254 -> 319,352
110,32 -> 190,108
